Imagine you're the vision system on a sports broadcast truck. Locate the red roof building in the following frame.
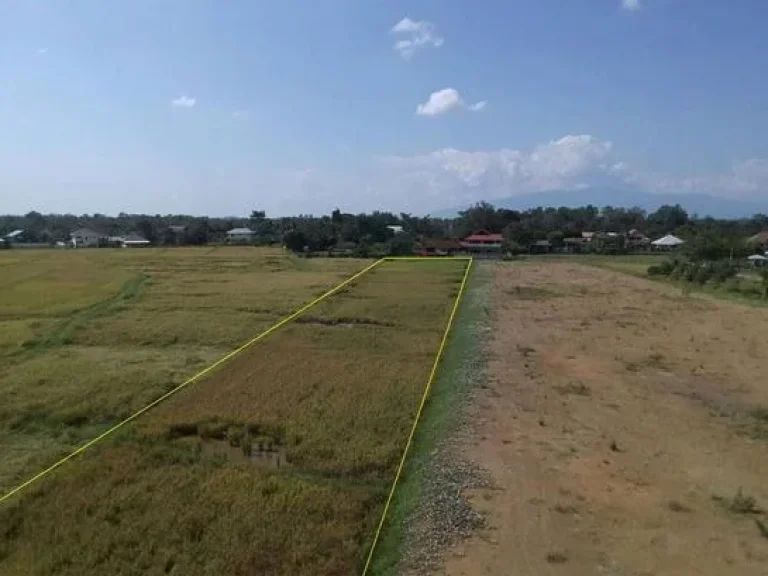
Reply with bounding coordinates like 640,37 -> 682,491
460,230 -> 504,251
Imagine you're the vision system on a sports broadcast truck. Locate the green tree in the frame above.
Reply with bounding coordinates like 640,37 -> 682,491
647,204 -> 689,236
183,219 -> 209,245
136,218 -> 158,243
386,233 -> 415,256
283,230 -> 308,253
458,202 -> 502,236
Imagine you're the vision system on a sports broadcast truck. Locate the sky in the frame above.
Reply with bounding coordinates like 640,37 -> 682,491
2,0 -> 768,216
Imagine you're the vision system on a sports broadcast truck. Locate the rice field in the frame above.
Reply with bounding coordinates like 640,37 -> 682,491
0,248 -> 467,575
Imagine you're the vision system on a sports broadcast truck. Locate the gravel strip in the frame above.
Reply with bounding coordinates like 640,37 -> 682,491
399,265 -> 494,575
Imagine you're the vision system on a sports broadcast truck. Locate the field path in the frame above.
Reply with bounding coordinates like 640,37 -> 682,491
439,262 -> 768,576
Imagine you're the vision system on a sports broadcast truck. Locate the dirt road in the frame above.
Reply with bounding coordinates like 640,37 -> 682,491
441,262 -> 768,576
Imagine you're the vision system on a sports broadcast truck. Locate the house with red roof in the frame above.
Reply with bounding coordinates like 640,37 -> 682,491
460,230 -> 504,252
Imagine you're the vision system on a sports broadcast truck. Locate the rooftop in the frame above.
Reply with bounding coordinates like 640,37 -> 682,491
463,231 -> 503,243
70,228 -> 106,237
747,231 -> 768,244
123,233 -> 150,243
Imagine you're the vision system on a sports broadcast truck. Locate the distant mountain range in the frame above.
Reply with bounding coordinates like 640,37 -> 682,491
435,190 -> 768,220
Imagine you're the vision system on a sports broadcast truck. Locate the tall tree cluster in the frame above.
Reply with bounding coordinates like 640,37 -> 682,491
1,204 -> 766,256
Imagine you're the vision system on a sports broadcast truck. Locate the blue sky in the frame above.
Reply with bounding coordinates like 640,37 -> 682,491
2,0 -> 767,216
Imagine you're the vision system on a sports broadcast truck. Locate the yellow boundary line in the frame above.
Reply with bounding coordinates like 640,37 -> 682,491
0,257 -> 385,506
361,256 -> 474,575
384,256 -> 472,261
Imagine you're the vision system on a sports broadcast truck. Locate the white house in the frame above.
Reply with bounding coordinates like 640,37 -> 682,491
70,228 -> 106,248
747,254 -> 768,267
226,227 -> 255,243
651,234 -> 685,249
6,230 -> 24,241
386,225 -> 405,235
121,233 -> 151,248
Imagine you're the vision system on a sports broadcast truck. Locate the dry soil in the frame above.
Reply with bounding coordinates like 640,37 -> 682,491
440,262 -> 768,576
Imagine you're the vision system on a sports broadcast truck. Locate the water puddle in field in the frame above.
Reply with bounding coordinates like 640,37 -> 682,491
198,440 -> 290,470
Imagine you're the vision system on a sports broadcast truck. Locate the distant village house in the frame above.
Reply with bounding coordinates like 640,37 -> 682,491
226,227 -> 255,243
460,231 -> 503,253
747,231 -> 768,253
651,234 -> 685,250
121,233 -> 151,248
418,238 -> 461,257
70,228 -> 106,248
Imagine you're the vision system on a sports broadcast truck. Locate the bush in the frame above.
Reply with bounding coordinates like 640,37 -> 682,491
723,277 -> 742,293
680,262 -> 698,283
669,262 -> 684,280
710,261 -> 737,283
762,270 -> 768,300
648,259 -> 677,276
693,265 -> 713,285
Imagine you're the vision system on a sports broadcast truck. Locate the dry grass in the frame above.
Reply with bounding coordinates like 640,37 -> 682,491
140,261 -> 464,477
0,248 -> 364,492
0,251 -> 467,575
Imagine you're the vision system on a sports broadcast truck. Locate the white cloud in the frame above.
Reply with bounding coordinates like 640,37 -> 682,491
284,135 -> 623,214
390,17 -> 443,60
417,88 -> 462,116
380,136 -> 615,201
416,89 -> 488,116
231,110 -> 248,119
171,96 -> 196,108
622,0 -> 642,11
650,158 -> 768,198
37,48 -> 48,55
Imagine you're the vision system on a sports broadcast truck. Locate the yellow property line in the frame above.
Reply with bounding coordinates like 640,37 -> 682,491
361,256 -> 474,575
0,257 -> 385,506
384,256 -> 472,261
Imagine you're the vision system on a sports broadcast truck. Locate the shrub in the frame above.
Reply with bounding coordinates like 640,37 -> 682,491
723,277 -> 742,293
762,270 -> 768,300
693,265 -> 713,285
711,260 -> 739,284
648,260 -> 677,277
669,262 -> 684,280
680,262 -> 698,283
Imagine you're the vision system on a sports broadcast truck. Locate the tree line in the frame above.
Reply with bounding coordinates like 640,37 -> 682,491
1,204 -> 767,258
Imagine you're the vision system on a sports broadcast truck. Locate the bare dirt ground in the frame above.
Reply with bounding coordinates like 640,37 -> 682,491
441,262 -> 768,576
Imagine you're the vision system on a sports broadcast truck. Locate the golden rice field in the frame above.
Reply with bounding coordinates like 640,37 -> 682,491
0,248 -> 466,575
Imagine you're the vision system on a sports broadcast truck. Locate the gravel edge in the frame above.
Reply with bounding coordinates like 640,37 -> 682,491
398,263 -> 495,575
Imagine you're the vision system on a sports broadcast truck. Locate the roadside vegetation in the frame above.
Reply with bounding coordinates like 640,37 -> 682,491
0,250 -> 466,575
